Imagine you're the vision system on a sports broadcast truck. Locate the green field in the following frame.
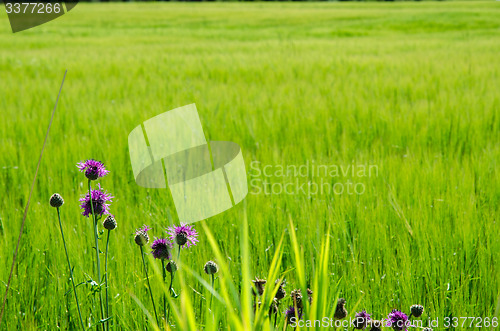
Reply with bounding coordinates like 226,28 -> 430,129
0,2 -> 499,330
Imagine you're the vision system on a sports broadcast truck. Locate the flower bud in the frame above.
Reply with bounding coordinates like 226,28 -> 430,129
204,261 -> 218,275
135,231 -> 149,246
166,260 -> 177,273
49,193 -> 64,208
410,304 -> 424,318
175,232 -> 188,246
103,215 -> 117,230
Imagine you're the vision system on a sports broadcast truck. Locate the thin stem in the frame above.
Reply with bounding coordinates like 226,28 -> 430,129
88,179 -> 105,331
167,271 -> 173,324
56,208 -> 85,331
177,245 -> 181,260
105,229 -> 111,331
140,246 -> 159,327
210,274 -> 214,309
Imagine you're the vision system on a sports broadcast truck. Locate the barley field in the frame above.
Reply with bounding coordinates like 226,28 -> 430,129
0,2 -> 499,330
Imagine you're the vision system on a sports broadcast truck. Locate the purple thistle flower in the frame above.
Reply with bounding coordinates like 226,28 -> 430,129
150,238 -> 172,260
137,224 -> 151,233
77,159 -> 109,181
354,310 -> 371,329
79,184 -> 113,217
167,223 -> 198,249
284,306 -> 302,324
387,310 -> 409,331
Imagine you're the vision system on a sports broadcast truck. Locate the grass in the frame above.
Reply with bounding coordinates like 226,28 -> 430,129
0,1 -> 499,330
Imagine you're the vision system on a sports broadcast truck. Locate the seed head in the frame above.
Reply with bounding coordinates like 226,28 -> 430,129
50,193 -> 64,208
103,215 -> 117,230
275,279 -> 286,300
290,289 -> 303,309
410,304 -> 424,318
204,261 -> 218,275
252,278 -> 267,296
166,260 -> 177,273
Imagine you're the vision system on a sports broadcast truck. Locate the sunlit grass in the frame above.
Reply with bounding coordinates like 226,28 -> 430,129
0,1 -> 498,329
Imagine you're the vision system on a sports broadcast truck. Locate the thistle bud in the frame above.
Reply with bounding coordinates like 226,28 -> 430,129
134,225 -> 150,246
290,289 -> 303,309
251,278 -> 266,296
175,232 -> 188,246
103,215 -> 117,230
410,304 -> 424,318
135,231 -> 149,246
370,320 -> 383,331
166,260 -> 177,273
334,298 -> 348,320
49,193 -> 64,208
204,261 -> 218,275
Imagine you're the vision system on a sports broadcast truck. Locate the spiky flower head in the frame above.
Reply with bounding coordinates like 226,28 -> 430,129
252,278 -> 267,296
410,304 -> 424,318
387,310 -> 409,331
354,310 -> 371,329
334,298 -> 348,320
290,289 -> 303,309
284,306 -> 302,324
134,224 -> 150,246
49,193 -> 64,208
79,184 -> 113,217
275,279 -> 286,300
103,215 -> 117,230
77,159 -> 109,181
166,260 -> 177,273
204,261 -> 218,275
151,238 -> 172,260
167,223 -> 198,249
